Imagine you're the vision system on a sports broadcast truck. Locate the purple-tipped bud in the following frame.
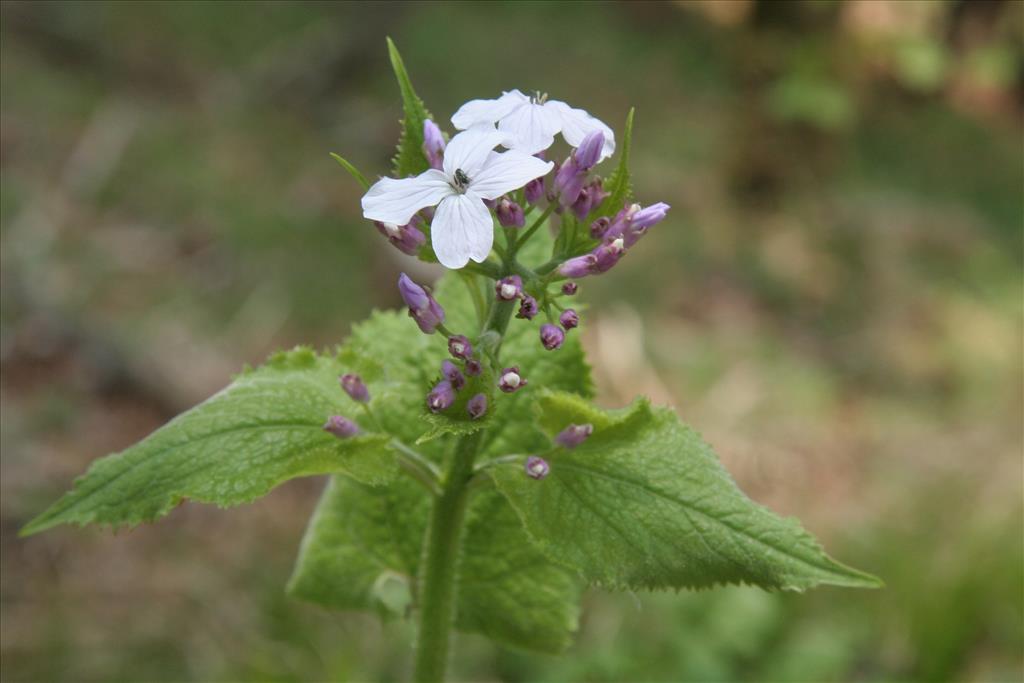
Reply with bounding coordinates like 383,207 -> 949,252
524,177 -> 545,205
622,202 -> 670,247
516,295 -> 539,320
467,393 -> 488,420
399,273 -> 445,334
525,456 -> 550,480
570,187 -> 593,221
554,423 -> 593,449
601,204 -> 639,243
441,360 -> 465,390
464,358 -> 483,376
375,218 -> 427,256
498,366 -> 527,393
323,415 -> 360,439
496,197 -> 525,228
448,335 -> 473,360
561,282 -> 578,296
554,157 -> 587,208
590,216 -> 611,239
427,380 -> 456,413
574,130 -> 605,172
540,323 -> 565,350
592,238 -> 625,273
423,119 -> 446,170
495,275 -> 523,301
559,309 -> 579,330
339,374 -> 369,402
559,253 -> 598,279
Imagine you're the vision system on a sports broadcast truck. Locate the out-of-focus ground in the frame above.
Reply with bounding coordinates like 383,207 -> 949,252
1,1 -> 1021,681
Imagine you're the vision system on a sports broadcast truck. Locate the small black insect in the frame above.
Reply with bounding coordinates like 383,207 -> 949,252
453,168 -> 470,189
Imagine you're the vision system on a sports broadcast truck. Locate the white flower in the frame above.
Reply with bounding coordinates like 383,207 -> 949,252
361,126 -> 553,269
451,89 -> 615,160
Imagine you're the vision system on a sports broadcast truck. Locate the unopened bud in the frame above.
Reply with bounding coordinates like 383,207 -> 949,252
398,273 -> 445,334
323,415 -> 360,439
559,309 -> 579,330
339,374 -> 369,402
441,360 -> 465,390
427,381 -> 456,413
375,218 -> 427,256
540,323 -> 565,350
558,253 -> 597,279
524,456 -> 550,480
561,282 -> 578,296
590,216 -> 611,239
524,177 -> 545,205
423,119 -> 446,170
554,423 -> 593,449
467,393 -> 488,420
496,197 -> 525,228
465,358 -> 483,376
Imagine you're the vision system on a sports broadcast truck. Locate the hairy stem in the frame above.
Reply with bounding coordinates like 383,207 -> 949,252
412,430 -> 483,682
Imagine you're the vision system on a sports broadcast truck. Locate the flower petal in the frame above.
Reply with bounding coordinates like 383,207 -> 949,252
442,126 -> 511,179
547,100 -> 616,161
498,102 -> 562,155
451,89 -> 528,130
431,193 -> 494,269
469,151 -> 555,201
361,170 -> 452,225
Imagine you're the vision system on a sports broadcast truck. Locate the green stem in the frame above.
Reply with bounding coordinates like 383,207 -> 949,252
512,203 -> 555,257
412,431 -> 483,683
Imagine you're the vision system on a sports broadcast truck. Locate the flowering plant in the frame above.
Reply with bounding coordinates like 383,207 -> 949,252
22,39 -> 880,682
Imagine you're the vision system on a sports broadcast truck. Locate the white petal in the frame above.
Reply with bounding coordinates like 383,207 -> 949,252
361,169 -> 452,225
498,102 -> 562,155
431,193 -> 494,269
450,89 -> 528,130
547,100 -> 616,161
469,151 -> 554,201
442,126 -> 510,178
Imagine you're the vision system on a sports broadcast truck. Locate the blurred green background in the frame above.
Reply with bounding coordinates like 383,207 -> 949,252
2,1 -> 1021,681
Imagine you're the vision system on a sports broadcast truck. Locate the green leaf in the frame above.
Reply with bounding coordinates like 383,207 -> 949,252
386,37 -> 433,178
21,348 -> 397,536
596,107 -> 635,218
491,391 -> 883,592
329,152 -> 370,190
288,476 -> 581,654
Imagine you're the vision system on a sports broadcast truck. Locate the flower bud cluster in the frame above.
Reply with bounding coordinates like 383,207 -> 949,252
324,372 -> 374,440
558,202 -> 670,279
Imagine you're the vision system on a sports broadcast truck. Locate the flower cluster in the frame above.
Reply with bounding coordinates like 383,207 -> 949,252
356,88 -> 669,478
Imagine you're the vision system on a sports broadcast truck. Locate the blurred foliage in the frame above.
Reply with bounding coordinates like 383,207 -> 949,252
2,1 -> 1022,682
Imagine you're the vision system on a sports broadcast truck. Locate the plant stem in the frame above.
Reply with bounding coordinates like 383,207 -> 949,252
512,203 -> 555,257
412,431 -> 483,683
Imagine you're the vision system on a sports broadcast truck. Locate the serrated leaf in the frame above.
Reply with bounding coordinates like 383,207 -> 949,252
330,152 -> 370,190
22,348 -> 397,536
288,477 -> 581,653
596,107 -> 634,218
386,37 -> 433,178
491,391 -> 883,592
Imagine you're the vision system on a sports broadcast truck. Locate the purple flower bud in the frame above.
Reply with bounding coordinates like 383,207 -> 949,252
398,273 -> 445,334
375,218 -> 427,256
601,204 -> 639,243
465,358 -> 483,376
554,157 -> 587,208
441,360 -> 465,390
559,253 -> 597,279
516,295 -> 539,320
448,335 -> 473,360
622,202 -> 670,248
559,309 -> 579,330
498,366 -> 527,393
525,455 -> 550,480
540,323 -> 565,350
561,282 -> 578,296
592,238 -> 625,273
339,374 -> 369,403
323,415 -> 360,439
590,216 -> 611,239
570,187 -> 593,221
574,130 -> 605,172
467,393 -> 487,420
423,119 -> 446,170
524,177 -> 545,205
496,197 -> 525,228
427,380 -> 456,413
495,275 -> 523,301
554,423 -> 593,449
